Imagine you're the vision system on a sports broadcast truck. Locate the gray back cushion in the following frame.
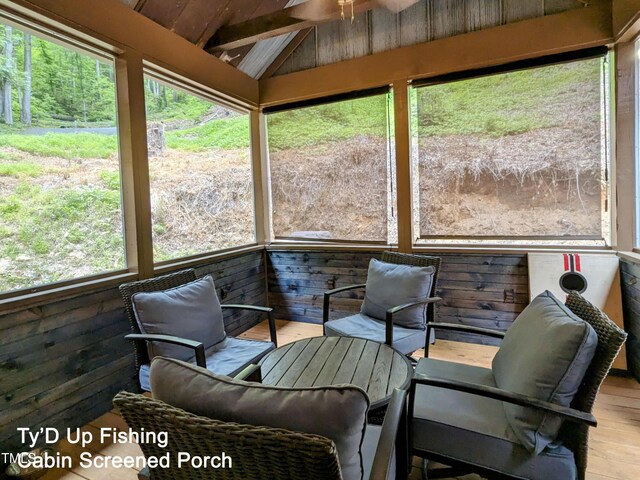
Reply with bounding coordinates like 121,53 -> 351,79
150,357 -> 370,480
492,290 -> 598,454
361,258 -> 435,329
131,275 -> 225,361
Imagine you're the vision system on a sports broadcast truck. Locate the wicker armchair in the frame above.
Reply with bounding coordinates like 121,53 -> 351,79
114,386 -> 406,480
409,291 -> 627,480
119,269 -> 277,391
323,252 -> 441,356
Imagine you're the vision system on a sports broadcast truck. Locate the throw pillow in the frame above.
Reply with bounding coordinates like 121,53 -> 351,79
150,356 -> 370,480
492,290 -> 597,454
131,274 -> 225,362
361,258 -> 435,329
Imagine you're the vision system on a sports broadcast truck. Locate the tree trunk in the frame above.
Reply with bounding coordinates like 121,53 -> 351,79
4,25 -> 13,125
21,32 -> 31,125
76,53 -> 87,122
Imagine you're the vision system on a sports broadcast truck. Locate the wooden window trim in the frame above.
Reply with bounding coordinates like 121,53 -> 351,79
153,244 -> 263,274
0,270 -> 137,314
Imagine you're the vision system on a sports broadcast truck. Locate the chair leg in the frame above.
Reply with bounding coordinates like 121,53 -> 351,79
421,458 -> 429,480
406,354 -> 418,367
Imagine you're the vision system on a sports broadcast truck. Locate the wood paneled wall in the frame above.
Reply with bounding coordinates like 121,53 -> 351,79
0,250 -> 266,456
274,0 -> 581,76
0,286 -> 135,455
267,250 -> 528,346
620,259 -> 640,381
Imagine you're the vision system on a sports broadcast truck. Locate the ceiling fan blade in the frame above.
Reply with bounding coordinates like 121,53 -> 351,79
293,0 -> 339,21
375,0 -> 421,13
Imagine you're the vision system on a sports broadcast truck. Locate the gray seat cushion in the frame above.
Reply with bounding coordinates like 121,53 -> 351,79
325,313 -> 425,355
412,358 -> 577,480
150,356 -> 369,480
361,259 -> 435,329
493,290 -> 598,453
131,275 -> 226,361
139,336 -> 275,391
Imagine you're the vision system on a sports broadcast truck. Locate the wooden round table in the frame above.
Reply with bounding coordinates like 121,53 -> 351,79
258,336 -> 412,412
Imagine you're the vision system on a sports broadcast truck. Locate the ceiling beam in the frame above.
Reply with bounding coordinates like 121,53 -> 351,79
205,0 -> 376,52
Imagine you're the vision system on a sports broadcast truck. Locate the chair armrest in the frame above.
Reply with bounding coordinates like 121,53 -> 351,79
233,364 -> 262,382
426,322 -> 505,339
323,283 -> 367,325
125,334 -> 206,368
410,374 -> 597,427
221,304 -> 278,347
370,388 -> 407,480
424,322 -> 504,357
384,297 -> 442,346
221,304 -> 272,313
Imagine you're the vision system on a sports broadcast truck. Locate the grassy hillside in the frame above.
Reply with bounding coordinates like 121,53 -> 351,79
416,59 -> 601,136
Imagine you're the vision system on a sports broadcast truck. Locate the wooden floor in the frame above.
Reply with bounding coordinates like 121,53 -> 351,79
37,320 -> 640,480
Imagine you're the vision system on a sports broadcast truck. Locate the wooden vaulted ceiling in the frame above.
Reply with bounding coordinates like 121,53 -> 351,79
119,0 -> 585,80
120,0 -> 293,72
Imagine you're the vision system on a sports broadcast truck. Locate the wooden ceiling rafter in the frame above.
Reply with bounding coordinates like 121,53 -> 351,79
260,27 -> 314,79
133,0 -> 147,12
204,0 -> 378,52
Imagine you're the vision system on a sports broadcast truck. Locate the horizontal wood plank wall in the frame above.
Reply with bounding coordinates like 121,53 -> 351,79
0,285 -> 136,457
620,259 -> 640,381
266,250 -> 528,345
0,250 -> 266,457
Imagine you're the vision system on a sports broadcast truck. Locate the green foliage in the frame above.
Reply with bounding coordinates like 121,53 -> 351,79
0,181 -> 125,291
0,132 -> 117,158
0,24 -> 117,126
416,60 -> 602,136
145,83 -> 211,123
267,95 -> 390,151
166,115 -> 250,151
0,161 -> 43,177
100,170 -> 121,190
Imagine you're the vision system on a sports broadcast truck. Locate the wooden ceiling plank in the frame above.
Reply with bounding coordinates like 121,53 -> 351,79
195,0 -> 234,48
195,0 -> 285,48
274,28 -> 317,76
261,27 -> 313,78
172,0 -> 230,43
205,0 -> 378,52
139,0 -> 192,28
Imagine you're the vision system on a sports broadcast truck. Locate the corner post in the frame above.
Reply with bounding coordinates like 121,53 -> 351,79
250,109 -> 272,244
116,50 -> 154,279
393,80 -> 413,253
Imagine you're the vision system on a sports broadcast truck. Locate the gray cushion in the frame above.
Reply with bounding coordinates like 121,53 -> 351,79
325,313 -> 426,355
492,290 -> 598,454
412,358 -> 577,480
150,356 -> 370,480
138,336 -> 275,391
131,275 -> 225,361
361,259 -> 435,329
